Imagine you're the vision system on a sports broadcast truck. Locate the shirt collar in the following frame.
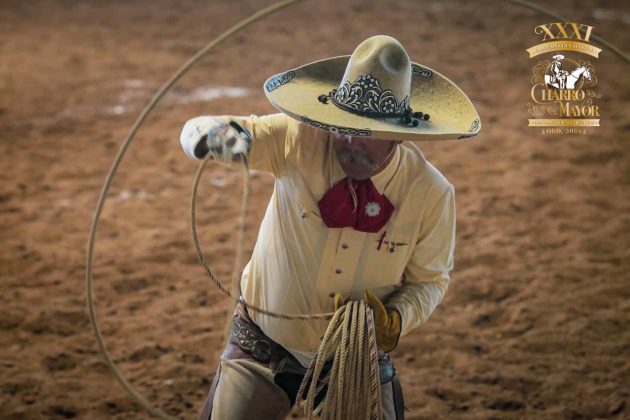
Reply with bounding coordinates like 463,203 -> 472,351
371,144 -> 400,194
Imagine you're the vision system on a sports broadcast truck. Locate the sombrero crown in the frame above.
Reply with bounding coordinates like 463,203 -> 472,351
330,35 -> 413,119
264,35 -> 481,141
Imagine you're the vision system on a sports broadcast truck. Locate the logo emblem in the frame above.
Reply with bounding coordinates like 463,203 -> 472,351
526,22 -> 602,134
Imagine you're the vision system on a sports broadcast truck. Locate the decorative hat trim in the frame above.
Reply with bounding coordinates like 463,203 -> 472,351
265,71 -> 295,92
318,73 -> 431,127
300,116 -> 372,137
332,74 -> 410,117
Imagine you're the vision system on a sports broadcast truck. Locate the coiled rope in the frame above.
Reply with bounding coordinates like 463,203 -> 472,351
86,1 -> 628,419
296,300 -> 381,419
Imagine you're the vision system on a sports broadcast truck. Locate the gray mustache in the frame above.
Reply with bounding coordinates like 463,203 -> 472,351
337,149 -> 379,171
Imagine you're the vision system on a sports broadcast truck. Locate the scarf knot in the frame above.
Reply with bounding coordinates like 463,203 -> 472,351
318,177 -> 394,233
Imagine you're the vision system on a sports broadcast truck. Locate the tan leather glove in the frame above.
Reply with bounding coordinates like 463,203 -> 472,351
364,289 -> 402,353
333,293 -> 350,311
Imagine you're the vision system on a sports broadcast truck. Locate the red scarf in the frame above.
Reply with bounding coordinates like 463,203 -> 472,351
318,177 -> 394,233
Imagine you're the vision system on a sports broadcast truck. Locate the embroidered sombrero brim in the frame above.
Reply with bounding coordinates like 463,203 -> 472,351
264,56 -> 481,141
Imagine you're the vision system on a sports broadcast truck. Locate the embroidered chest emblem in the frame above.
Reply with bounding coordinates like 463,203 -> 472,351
375,231 -> 409,253
364,201 -> 381,217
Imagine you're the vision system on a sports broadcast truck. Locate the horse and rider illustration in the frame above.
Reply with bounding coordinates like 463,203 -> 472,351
545,54 -> 592,90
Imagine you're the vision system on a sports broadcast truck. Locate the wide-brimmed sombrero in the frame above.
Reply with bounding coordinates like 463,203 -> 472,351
263,35 -> 481,141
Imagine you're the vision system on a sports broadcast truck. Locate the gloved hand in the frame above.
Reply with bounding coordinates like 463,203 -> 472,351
180,117 -> 252,161
333,293 -> 350,311
364,289 -> 402,353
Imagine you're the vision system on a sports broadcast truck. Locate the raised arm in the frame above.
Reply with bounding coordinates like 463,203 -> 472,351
179,113 -> 290,175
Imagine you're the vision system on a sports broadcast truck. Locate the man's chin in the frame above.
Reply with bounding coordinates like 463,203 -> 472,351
340,163 -> 371,180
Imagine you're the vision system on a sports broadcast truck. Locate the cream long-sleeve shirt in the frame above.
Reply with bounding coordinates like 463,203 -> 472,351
180,113 -> 456,366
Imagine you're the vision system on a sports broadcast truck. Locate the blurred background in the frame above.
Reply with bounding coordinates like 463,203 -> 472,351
1,0 -> 628,418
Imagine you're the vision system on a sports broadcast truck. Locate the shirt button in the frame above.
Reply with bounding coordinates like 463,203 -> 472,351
341,243 -> 349,249
335,268 -> 342,274
300,210 -> 306,218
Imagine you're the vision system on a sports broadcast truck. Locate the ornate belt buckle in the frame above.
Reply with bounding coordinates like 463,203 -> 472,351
231,313 -> 274,363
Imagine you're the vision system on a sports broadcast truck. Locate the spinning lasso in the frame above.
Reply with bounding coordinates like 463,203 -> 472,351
86,2 -> 307,419
86,1 -> 629,419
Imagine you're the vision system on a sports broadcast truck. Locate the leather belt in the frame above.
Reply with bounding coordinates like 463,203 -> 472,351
227,301 -> 396,385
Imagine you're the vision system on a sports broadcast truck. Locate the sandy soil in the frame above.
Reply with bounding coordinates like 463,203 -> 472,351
1,0 -> 629,418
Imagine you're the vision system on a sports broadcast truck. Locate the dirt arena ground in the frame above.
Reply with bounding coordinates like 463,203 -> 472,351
1,0 -> 629,418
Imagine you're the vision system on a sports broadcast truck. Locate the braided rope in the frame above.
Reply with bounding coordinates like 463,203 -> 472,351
295,301 -> 382,420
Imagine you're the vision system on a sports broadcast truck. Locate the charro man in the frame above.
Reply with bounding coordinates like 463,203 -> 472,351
550,54 -> 569,89
179,35 -> 480,419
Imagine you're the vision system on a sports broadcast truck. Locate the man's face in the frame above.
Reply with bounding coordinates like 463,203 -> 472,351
332,132 -> 401,180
